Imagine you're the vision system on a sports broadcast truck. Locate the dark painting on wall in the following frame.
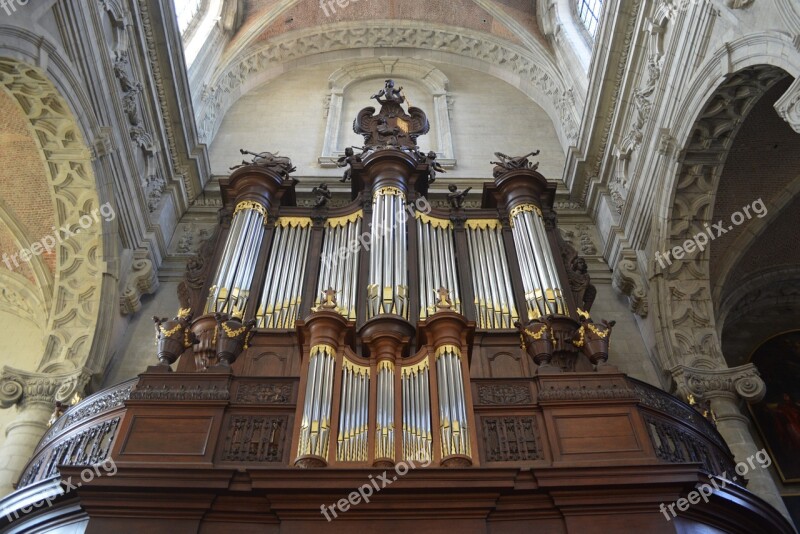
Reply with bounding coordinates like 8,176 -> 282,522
749,330 -> 800,483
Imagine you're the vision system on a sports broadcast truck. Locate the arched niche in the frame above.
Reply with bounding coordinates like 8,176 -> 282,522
320,58 -> 455,167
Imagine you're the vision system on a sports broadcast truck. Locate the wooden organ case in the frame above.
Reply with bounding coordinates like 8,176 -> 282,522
7,81 -> 793,534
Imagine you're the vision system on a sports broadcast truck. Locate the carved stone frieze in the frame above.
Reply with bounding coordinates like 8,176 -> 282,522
774,76 -> 800,134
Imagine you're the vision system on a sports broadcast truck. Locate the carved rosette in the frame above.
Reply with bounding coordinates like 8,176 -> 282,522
0,367 -> 91,410
671,363 -> 766,403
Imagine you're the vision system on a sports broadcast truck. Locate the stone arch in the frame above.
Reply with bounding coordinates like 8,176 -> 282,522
651,32 -> 800,376
319,58 -> 455,164
0,58 -> 106,375
197,21 -> 579,152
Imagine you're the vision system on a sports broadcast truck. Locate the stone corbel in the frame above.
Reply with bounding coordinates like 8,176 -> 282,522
120,256 -> 159,315
774,76 -> 800,134
612,255 -> 648,317
671,363 -> 766,403
0,366 -> 92,410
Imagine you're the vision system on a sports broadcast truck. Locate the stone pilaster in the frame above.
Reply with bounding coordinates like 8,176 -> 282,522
0,367 -> 90,496
671,364 -> 791,521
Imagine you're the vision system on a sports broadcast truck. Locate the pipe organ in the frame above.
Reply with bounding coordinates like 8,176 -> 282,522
181,81 -> 592,469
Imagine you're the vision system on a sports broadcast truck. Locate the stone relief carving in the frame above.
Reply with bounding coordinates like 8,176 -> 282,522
774,76 -> 800,134
612,255 -> 649,317
120,257 -> 159,315
671,364 -> 766,403
0,60 -> 105,372
660,65 -> 787,371
199,24 -> 578,151
0,367 -> 91,410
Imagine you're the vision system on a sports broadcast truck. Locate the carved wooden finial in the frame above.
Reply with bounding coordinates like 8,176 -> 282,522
321,288 -> 338,309
435,287 -> 453,311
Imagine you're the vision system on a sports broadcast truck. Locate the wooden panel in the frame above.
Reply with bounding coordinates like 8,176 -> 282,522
553,413 -> 640,455
122,416 -> 213,455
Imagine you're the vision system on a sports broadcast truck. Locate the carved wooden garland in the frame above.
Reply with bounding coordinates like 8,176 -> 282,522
0,59 -> 104,373
660,65 -> 787,370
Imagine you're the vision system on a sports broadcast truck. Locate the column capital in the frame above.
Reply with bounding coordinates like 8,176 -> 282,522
670,363 -> 765,402
0,366 -> 91,410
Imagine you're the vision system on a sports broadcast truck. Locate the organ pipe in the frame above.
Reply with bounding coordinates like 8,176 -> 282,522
416,213 -> 460,319
316,212 -> 362,321
435,345 -> 471,459
206,201 -> 268,317
367,187 -> 408,319
337,358 -> 370,462
402,358 -> 432,462
509,205 -> 567,318
297,344 -> 336,461
465,220 -> 519,329
256,217 -> 312,328
375,360 -> 395,461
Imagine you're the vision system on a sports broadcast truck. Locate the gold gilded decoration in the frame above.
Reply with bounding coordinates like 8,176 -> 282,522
342,358 -> 371,375
377,360 -> 395,372
509,203 -> 543,219
177,308 -> 192,319
277,217 -> 312,228
221,322 -> 248,338
234,200 -> 268,221
465,219 -> 500,230
396,118 -> 410,133
416,211 -> 453,229
435,344 -> 461,359
159,323 -> 182,338
577,308 -> 591,320
586,322 -> 610,338
373,186 -> 405,199
325,210 -> 363,228
311,344 -> 337,357
401,357 -> 429,376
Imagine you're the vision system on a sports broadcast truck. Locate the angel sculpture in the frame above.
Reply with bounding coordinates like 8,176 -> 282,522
337,147 -> 362,183
371,79 -> 405,105
312,183 -> 332,208
447,184 -> 472,209
423,151 -> 445,185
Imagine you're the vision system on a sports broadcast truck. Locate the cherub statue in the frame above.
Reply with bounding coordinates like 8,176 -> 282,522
371,79 -> 405,105
337,147 -> 362,183
447,184 -> 472,209
312,183 -> 332,208
422,151 -> 445,185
